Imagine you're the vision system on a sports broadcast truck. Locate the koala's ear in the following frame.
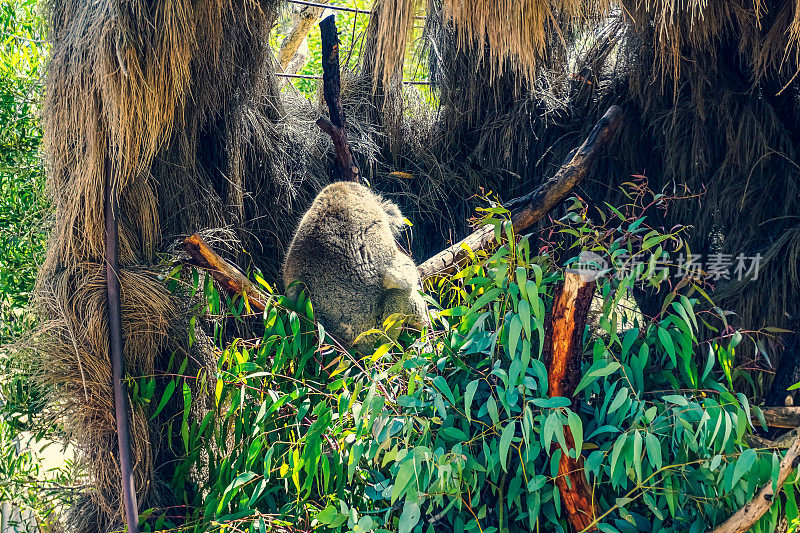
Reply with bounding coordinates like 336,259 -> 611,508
381,199 -> 407,235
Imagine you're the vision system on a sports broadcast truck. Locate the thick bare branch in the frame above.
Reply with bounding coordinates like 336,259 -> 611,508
544,272 -> 598,532
760,406 -> 800,428
318,15 -> 360,182
183,234 -> 269,312
745,428 -> 800,449
417,105 -> 623,279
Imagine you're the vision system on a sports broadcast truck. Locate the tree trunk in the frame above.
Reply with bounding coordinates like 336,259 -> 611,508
277,1 -> 329,71
543,272 -> 598,532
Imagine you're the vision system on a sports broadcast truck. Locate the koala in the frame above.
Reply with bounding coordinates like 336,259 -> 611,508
283,181 -> 428,351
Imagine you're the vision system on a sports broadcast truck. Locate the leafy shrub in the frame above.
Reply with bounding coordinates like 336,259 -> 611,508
0,418 -> 78,529
0,3 -> 76,525
0,0 -> 48,346
148,187 -> 788,533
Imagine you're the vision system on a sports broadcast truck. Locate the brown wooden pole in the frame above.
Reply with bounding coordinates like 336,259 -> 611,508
318,14 -> 360,182
417,105 -> 623,279
544,272 -> 598,532
104,157 -> 139,532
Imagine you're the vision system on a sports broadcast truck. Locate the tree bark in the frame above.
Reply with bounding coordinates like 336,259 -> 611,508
709,434 -> 800,533
318,15 -> 360,182
745,427 -> 800,449
416,105 -> 623,279
543,272 -> 598,532
284,46 -> 309,77
277,1 -> 329,71
183,234 -> 269,312
759,406 -> 800,429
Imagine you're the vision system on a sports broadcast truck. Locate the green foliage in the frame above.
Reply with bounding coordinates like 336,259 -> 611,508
0,418 -> 77,528
150,191 -> 790,532
0,0 -> 48,345
0,0 -> 51,443
270,0 -> 429,99
0,1 -> 68,524
270,1 -> 373,97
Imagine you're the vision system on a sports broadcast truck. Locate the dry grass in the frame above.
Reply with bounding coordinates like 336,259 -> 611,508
623,0 -> 800,88
371,0 -> 424,92
42,0 -> 287,272
438,0 -> 613,85
363,0 -> 800,89
34,264 -> 176,526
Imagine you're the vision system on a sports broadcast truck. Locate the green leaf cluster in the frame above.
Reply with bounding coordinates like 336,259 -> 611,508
151,205 -> 792,533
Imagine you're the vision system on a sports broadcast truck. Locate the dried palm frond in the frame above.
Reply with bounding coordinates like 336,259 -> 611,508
368,0 -> 426,93
37,0 -> 310,528
34,264 -> 176,525
42,0 -> 283,272
437,0 -> 613,85
623,0 -> 800,86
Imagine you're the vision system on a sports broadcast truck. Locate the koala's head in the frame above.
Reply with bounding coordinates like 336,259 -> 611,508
380,198 -> 408,238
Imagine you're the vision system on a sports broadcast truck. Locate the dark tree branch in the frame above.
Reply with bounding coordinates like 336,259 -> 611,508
417,105 -> 623,279
745,427 -> 800,449
760,406 -> 800,428
318,14 -> 360,182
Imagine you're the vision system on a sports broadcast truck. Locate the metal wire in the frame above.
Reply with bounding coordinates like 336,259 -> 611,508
275,72 -> 431,84
287,0 -> 372,15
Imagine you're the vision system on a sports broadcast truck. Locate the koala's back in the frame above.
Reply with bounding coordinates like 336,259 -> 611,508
283,182 -> 406,345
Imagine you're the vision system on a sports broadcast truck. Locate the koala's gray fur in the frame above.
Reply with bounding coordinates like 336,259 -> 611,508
283,181 -> 428,350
